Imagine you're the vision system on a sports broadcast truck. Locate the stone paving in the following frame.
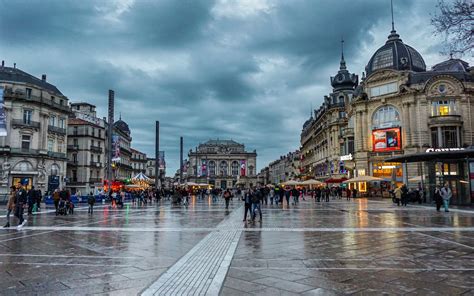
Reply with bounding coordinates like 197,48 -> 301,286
0,197 -> 473,295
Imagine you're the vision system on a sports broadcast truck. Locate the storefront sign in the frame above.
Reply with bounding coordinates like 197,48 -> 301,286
425,147 -> 465,153
340,154 -> 353,161
372,127 -> 401,152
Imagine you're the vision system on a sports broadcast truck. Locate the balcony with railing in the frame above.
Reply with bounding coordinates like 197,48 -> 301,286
327,102 -> 345,110
4,89 -> 70,112
67,160 -> 78,166
48,151 -> 67,159
90,145 -> 103,153
89,178 -> 102,184
10,148 -> 39,155
12,119 -> 40,129
67,145 -> 79,150
90,161 -> 102,167
48,125 -> 67,135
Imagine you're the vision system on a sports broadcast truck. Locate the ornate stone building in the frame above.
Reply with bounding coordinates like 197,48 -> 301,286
300,23 -> 473,204
267,150 -> 301,184
66,102 -> 106,194
349,26 -> 474,203
130,148 -> 147,176
112,118 -> 133,180
300,43 -> 358,181
187,139 -> 257,189
0,63 -> 70,194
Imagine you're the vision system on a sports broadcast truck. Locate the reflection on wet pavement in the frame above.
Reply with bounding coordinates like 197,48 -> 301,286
0,197 -> 473,295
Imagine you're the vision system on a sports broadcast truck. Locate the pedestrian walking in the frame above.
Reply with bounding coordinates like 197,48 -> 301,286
242,189 -> 252,221
401,184 -> 408,206
27,185 -> 36,215
440,183 -> 452,212
251,187 -> 262,222
3,186 -> 16,228
393,185 -> 402,206
14,182 -> 27,229
87,192 -> 95,214
269,188 -> 275,205
53,188 -> 60,212
433,186 -> 443,212
223,189 -> 232,209
284,186 -> 291,207
346,187 -> 351,201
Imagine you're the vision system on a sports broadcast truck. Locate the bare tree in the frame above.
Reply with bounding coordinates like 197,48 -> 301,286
431,0 -> 473,56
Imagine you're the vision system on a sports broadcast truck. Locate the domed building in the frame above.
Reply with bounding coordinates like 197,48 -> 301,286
348,24 -> 474,205
112,116 -> 133,180
300,41 -> 358,181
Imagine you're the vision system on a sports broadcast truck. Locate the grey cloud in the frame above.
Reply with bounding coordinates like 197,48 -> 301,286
0,0 -> 450,174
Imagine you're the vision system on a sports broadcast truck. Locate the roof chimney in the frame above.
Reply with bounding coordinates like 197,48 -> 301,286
42,74 -> 46,82
13,63 -> 16,69
1,60 -> 4,67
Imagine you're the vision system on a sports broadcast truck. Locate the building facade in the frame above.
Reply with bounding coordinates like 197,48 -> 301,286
349,27 -> 474,203
112,119 -> 133,180
300,44 -> 358,181
131,148 -> 147,176
300,24 -> 474,204
267,150 -> 301,184
66,102 -> 106,194
0,63 -> 70,194
187,139 -> 257,188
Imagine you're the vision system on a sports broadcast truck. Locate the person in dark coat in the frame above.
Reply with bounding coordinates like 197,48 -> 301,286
433,186 -> 443,212
242,189 -> 252,221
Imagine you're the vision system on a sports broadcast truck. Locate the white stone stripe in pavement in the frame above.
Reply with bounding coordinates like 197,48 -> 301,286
5,226 -> 474,233
141,207 -> 243,296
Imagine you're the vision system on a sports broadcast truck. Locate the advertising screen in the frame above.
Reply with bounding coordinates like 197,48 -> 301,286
372,127 -> 401,152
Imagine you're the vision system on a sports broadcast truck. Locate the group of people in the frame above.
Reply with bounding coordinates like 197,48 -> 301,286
4,182 -> 33,228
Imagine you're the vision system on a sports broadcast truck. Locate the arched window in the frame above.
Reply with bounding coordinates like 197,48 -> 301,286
209,161 -> 216,176
372,106 -> 400,129
219,161 -> 228,176
14,161 -> 33,172
231,161 -> 239,176
50,164 -> 60,176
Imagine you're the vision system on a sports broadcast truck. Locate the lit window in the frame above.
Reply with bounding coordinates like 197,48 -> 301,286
431,100 -> 455,116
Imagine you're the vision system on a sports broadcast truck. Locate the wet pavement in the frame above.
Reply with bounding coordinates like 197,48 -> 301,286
1,197 -> 473,295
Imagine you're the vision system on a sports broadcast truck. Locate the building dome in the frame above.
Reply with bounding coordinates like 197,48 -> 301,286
365,30 -> 426,77
114,119 -> 130,134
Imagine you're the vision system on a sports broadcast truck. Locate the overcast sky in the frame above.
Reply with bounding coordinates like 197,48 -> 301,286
1,0 -> 469,176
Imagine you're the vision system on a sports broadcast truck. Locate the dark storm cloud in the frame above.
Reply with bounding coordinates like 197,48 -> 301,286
0,0 -> 453,174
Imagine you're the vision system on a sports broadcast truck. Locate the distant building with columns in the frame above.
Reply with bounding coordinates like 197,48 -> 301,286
187,139 -> 257,189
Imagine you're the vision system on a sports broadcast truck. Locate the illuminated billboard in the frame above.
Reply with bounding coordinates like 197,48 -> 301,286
372,127 -> 401,152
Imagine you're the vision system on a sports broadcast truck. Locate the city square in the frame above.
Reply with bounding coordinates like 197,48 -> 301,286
1,198 -> 474,295
1,0 -> 474,295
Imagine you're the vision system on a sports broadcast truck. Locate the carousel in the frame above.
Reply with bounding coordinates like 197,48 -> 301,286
128,172 -> 153,190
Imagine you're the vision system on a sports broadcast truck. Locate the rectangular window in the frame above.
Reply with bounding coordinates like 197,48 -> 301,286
25,88 -> 32,99
49,115 -> 56,127
431,100 -> 456,116
60,99 -> 64,106
58,118 -> 65,128
48,139 -> 54,151
58,141 -> 63,153
370,82 -> 397,97
441,126 -> 458,148
73,154 -> 77,162
73,126 -> 78,135
21,135 -> 31,150
23,110 -> 32,124
73,139 -> 78,147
